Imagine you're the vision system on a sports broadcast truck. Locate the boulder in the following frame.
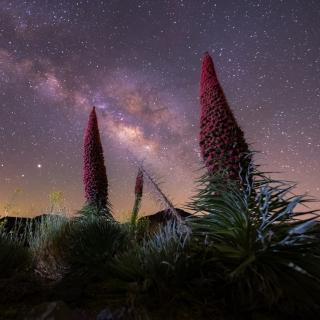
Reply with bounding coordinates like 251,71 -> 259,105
143,208 -> 190,223
24,301 -> 91,320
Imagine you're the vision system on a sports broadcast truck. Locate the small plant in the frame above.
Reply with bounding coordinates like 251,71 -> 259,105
48,191 -> 65,214
29,214 -> 70,280
65,215 -> 129,273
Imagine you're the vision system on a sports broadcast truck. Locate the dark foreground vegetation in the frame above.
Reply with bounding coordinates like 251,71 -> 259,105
1,167 -> 320,319
1,53 -> 320,319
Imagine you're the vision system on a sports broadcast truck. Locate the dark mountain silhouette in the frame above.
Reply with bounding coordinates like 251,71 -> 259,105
141,208 -> 191,227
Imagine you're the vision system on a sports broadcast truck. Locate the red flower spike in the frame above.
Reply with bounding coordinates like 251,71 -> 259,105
135,169 -> 144,197
131,169 -> 144,226
83,106 -> 109,209
199,52 -> 250,179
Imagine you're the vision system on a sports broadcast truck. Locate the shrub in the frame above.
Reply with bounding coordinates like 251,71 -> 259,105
0,229 -> 31,278
187,165 -> 320,316
29,214 -> 70,280
65,215 -> 129,273
109,221 -> 191,303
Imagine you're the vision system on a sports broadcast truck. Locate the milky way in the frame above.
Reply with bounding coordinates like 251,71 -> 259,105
0,0 -> 319,218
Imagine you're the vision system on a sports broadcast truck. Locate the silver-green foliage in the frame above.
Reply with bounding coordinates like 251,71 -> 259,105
187,166 -> 320,310
111,221 -> 190,289
29,214 -> 70,280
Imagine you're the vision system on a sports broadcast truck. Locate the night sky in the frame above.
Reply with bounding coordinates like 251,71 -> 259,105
0,0 -> 319,218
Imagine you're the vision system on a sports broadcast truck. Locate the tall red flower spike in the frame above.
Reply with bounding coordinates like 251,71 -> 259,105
135,169 -> 144,197
199,52 -> 250,179
83,106 -> 109,210
131,169 -> 144,225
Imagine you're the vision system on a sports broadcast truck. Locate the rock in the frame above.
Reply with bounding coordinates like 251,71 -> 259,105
140,208 -> 191,230
0,274 -> 42,303
96,308 -> 113,320
96,307 -> 127,320
24,301 -> 90,320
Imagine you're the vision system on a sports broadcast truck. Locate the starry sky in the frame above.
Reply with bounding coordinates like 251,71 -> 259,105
0,0 -> 319,218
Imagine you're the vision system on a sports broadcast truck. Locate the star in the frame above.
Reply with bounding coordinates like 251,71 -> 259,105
0,0 -> 319,216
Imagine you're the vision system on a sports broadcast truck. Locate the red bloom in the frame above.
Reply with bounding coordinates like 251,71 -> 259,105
83,107 -> 108,209
135,169 -> 143,197
131,169 -> 144,225
199,52 -> 249,179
